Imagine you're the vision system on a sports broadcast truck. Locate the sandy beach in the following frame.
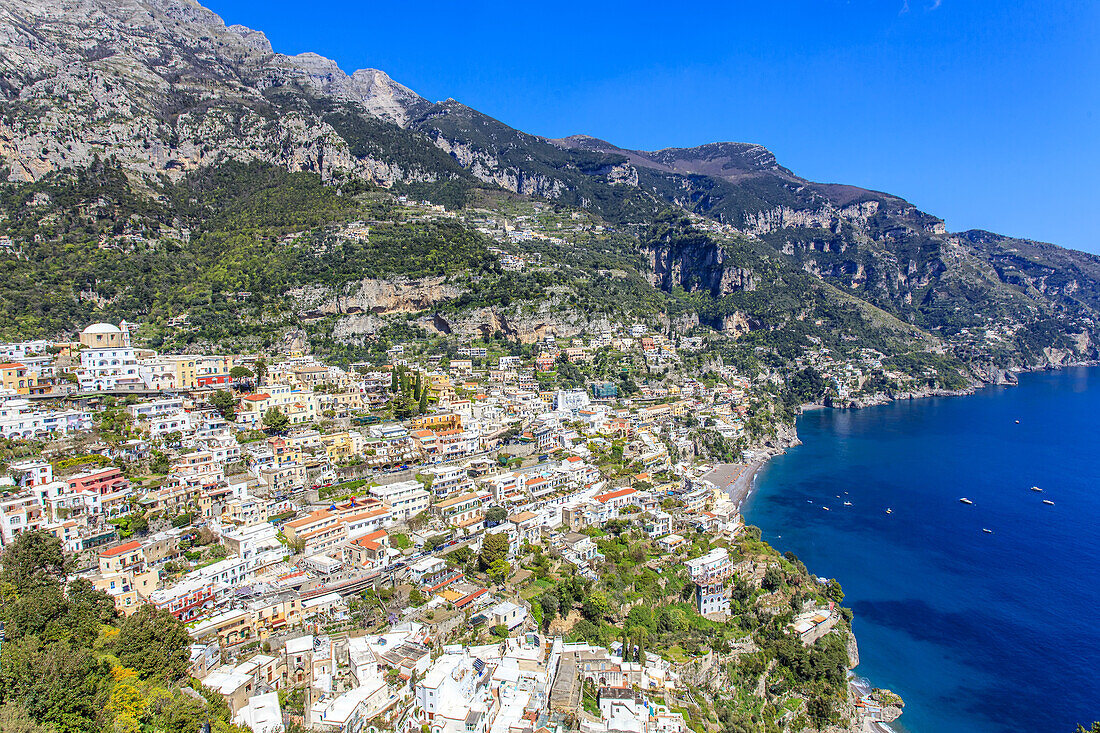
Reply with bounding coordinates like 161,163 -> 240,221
730,458 -> 765,509
704,458 -> 767,510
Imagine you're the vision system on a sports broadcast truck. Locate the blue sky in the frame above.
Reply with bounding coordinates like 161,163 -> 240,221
205,0 -> 1099,253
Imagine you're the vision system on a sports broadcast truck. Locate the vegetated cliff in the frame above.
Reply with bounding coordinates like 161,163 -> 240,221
1,0 -> 1097,381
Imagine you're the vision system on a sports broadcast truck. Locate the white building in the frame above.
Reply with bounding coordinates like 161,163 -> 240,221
234,692 -> 284,733
78,323 -> 140,391
370,480 -> 430,522
684,548 -> 732,617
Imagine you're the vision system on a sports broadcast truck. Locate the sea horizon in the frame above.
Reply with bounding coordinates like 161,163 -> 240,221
744,365 -> 1100,733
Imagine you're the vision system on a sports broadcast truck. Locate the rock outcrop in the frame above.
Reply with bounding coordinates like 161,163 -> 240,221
0,0 -> 429,183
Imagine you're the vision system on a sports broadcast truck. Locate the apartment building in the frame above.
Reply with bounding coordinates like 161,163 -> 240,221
369,480 -> 430,522
684,548 -> 733,618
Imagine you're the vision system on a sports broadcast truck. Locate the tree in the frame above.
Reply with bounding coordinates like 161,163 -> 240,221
408,587 -> 425,607
0,530 -> 67,590
209,389 -> 236,421
128,512 -> 149,535
539,593 -> 559,631
487,558 -> 511,585
484,506 -> 507,525
657,607 -> 687,633
581,590 -> 611,622
113,605 -> 191,681
763,566 -> 784,592
262,407 -> 289,433
253,358 -> 268,384
229,365 -> 253,380
479,532 -> 510,570
825,578 -> 845,604
0,702 -> 53,733
149,451 -> 170,475
392,392 -> 419,419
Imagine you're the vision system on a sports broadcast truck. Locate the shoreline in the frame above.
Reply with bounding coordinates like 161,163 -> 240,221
807,358 -> 1100,412
745,363 -> 1100,733
724,458 -> 766,511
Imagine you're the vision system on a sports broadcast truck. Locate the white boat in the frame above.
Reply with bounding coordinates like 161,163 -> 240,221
959,498 -> 974,505
843,501 -> 853,506
1015,420 -> 1020,424
1030,486 -> 1042,492
983,528 -> 993,534
886,508 -> 893,514
822,506 -> 830,511
1043,499 -> 1055,506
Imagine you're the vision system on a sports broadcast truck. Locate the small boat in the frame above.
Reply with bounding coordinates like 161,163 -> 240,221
983,528 -> 993,534
806,500 -> 813,504
960,498 -> 974,505
1043,499 -> 1055,506
843,501 -> 853,506
1030,486 -> 1042,492
886,508 -> 893,514
822,506 -> 830,511
1015,420 -> 1020,424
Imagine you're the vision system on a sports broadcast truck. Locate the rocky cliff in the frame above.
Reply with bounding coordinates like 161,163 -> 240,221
1,0 -> 1098,376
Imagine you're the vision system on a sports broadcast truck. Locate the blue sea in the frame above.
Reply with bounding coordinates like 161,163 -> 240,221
744,366 -> 1100,733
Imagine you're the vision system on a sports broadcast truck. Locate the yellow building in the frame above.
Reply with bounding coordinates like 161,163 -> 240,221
162,355 -> 236,390
79,322 -> 129,349
239,385 -> 319,427
250,596 -> 303,636
427,374 -> 453,403
321,431 -> 360,462
408,412 -> 463,432
0,363 -> 40,395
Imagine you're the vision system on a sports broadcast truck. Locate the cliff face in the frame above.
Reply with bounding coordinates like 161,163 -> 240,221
0,0 -> 441,183
2,0 -> 1098,375
647,234 -> 761,298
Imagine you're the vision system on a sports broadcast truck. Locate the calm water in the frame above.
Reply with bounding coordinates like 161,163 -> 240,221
745,366 -> 1100,733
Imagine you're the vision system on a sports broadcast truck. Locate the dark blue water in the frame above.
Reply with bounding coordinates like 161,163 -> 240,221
745,366 -> 1100,733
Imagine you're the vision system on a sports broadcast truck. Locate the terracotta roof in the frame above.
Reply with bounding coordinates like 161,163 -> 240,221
99,540 -> 141,557
350,530 -> 387,549
0,362 -> 26,369
243,393 -> 271,401
343,507 -> 390,522
595,487 -> 637,503
353,529 -> 387,544
285,509 -> 333,529
435,492 -> 479,509
454,588 -> 488,608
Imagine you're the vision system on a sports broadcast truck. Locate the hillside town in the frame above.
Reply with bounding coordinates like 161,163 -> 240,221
0,321 -> 895,733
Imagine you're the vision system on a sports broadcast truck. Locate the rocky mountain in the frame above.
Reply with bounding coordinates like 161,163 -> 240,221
0,0 -> 446,183
0,0 -> 1097,379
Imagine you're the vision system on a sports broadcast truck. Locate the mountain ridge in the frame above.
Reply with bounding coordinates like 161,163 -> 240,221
1,0 -> 1097,384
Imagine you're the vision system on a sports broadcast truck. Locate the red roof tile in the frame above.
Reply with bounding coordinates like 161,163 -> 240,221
99,540 -> 141,557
